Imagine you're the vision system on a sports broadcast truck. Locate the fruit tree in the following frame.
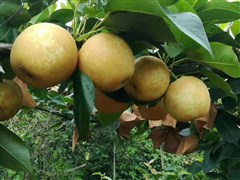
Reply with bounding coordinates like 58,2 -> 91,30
0,0 -> 240,179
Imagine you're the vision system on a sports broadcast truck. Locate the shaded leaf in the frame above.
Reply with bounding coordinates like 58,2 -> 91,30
73,70 -> 95,141
50,9 -> 74,23
197,1 -> 240,24
99,113 -> 120,127
215,109 -> 240,146
201,70 -> 238,101
217,142 -> 240,163
105,0 -> 212,56
0,124 -> 32,172
188,42 -> 240,78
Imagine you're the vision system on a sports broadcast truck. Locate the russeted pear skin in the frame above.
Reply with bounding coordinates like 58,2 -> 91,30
78,33 -> 135,92
124,56 -> 170,102
0,80 -> 23,121
164,76 -> 211,122
10,23 -> 78,88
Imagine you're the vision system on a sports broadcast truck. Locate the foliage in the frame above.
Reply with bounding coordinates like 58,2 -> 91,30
0,0 -> 240,178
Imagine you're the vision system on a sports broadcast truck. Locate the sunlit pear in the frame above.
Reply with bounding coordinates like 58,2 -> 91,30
124,55 -> 170,102
10,23 -> 78,88
78,32 -> 135,92
164,76 -> 211,122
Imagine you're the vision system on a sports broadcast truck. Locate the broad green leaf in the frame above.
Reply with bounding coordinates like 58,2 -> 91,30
193,0 -> 208,11
99,113 -> 120,127
104,12 -> 176,43
210,78 -> 240,102
0,1 -> 31,27
197,1 -> 240,24
50,9 -> 74,24
188,42 -> 240,78
231,20 -> 240,37
157,0 -> 178,7
0,124 -> 32,172
162,43 -> 184,58
73,70 -> 95,140
215,109 -> 240,146
168,0 -> 197,14
217,143 -> 240,162
206,25 -> 240,48
201,147 -> 219,173
201,70 -> 238,101
105,0 -> 212,56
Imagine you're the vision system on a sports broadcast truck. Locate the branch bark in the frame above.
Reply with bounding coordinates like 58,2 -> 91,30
0,43 -> 12,50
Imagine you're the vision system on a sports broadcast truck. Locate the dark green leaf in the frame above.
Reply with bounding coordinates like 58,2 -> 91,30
157,0 -> 178,7
188,42 -> 240,78
201,70 -> 238,101
162,43 -> 184,58
73,70 -> 95,141
99,113 -> 120,127
222,95 -> 240,111
0,1 -> 31,27
215,109 -> 240,146
206,25 -> 240,48
104,12 -> 176,43
197,1 -> 240,24
187,161 -> 202,174
217,142 -> 240,162
50,9 -> 74,24
105,0 -> 212,56
0,124 -> 32,172
193,0 -> 208,11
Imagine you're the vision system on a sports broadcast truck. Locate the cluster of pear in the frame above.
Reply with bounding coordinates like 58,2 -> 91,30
3,22 -> 211,123
87,33 -> 211,123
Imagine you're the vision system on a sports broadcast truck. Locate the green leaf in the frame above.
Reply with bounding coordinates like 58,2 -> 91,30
206,25 -> 240,48
99,113 -> 121,127
105,0 -> 212,56
188,42 -> 240,78
201,70 -> 238,101
197,1 -> 240,24
50,9 -> 74,24
0,1 -> 31,27
168,0 -> 197,14
215,109 -> 240,146
0,124 -> 32,172
217,142 -> 240,162
104,12 -> 176,43
193,0 -> 208,11
73,70 -> 95,141
162,43 -> 184,58
157,0 -> 178,7
231,20 -> 240,37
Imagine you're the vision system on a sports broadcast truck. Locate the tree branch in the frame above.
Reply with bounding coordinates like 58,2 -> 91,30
0,43 -> 12,51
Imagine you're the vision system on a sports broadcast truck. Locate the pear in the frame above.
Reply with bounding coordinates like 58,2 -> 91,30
164,76 -> 211,122
124,56 -> 170,102
78,33 -> 135,92
10,23 -> 78,88
0,79 -> 23,121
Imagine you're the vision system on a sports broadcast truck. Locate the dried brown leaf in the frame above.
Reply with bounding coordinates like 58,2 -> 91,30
13,77 -> 37,108
176,134 -> 199,155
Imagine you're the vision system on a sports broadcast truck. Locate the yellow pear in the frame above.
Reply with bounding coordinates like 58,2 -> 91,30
95,89 -> 130,114
78,32 -> 135,92
10,23 -> 78,88
138,98 -> 168,120
124,56 -> 170,102
0,79 -> 23,121
164,76 -> 211,122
